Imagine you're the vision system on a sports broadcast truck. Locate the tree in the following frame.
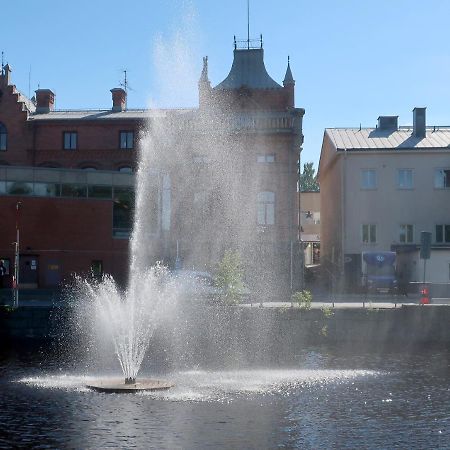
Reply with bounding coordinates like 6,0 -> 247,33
299,162 -> 320,192
214,250 -> 244,305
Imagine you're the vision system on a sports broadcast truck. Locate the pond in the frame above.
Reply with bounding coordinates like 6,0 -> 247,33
0,345 -> 448,449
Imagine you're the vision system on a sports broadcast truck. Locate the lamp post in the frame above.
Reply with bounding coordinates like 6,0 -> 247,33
12,201 -> 21,308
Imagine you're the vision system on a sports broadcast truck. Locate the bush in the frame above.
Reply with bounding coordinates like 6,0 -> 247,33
292,290 -> 312,309
214,250 -> 244,305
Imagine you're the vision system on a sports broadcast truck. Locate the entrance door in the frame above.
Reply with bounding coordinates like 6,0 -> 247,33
20,255 -> 39,288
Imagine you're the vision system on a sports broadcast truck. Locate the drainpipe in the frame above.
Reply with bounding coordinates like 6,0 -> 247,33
340,148 -> 347,292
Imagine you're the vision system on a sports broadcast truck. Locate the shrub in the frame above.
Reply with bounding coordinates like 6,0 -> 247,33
291,290 -> 312,309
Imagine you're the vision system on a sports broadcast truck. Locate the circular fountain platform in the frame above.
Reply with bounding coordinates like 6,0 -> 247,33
86,378 -> 174,393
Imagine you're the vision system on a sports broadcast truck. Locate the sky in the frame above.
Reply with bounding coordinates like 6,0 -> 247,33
2,0 -> 450,165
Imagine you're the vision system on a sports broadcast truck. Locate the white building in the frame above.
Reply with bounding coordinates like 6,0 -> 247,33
319,108 -> 450,290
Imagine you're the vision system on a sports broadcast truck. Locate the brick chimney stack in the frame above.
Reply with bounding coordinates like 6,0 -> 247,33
35,89 -> 55,113
111,88 -> 126,112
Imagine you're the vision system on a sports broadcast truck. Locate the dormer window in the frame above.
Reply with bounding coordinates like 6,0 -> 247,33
0,123 -> 7,151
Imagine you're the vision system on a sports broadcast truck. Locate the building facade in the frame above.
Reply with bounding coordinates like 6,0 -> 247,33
319,108 -> 450,290
0,39 -> 304,297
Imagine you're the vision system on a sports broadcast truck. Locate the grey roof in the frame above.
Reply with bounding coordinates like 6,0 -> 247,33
214,48 -> 282,90
326,127 -> 450,150
283,61 -> 294,85
28,108 -> 195,121
17,90 -> 36,113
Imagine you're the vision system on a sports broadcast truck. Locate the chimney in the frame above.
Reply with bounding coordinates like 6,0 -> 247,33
111,88 -> 126,112
413,107 -> 426,138
35,89 -> 55,113
377,116 -> 398,130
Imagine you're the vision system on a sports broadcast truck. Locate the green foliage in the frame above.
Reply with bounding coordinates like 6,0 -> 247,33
321,306 -> 334,318
214,250 -> 244,305
292,290 -> 312,309
299,162 -> 320,192
320,325 -> 328,337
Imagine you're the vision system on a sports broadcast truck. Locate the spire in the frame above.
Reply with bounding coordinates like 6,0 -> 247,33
283,56 -> 294,86
199,56 -> 210,84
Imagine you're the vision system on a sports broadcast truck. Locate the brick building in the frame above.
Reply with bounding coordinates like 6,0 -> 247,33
0,39 -> 304,297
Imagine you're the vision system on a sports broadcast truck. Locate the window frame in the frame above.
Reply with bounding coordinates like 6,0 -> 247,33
256,154 -> 275,163
0,122 -> 7,151
399,224 -> 414,243
119,130 -> 134,149
397,168 -> 413,190
360,169 -> 377,190
434,168 -> 450,189
257,191 -> 275,226
435,224 -> 450,243
63,131 -> 78,150
362,223 -> 377,244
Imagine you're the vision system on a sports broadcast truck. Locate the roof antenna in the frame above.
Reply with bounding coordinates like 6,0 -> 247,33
1,51 -> 4,75
119,70 -> 129,110
247,0 -> 250,49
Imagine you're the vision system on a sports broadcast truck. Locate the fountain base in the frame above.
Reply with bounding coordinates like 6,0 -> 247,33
86,378 -> 174,393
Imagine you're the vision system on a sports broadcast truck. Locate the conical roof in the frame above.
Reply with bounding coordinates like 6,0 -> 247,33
214,48 -> 282,90
283,59 -> 294,85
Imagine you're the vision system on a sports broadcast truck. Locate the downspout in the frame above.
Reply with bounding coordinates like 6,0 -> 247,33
340,147 -> 347,290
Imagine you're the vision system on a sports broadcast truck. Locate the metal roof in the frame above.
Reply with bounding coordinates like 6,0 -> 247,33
28,108 -> 194,121
326,127 -> 450,150
214,48 -> 282,90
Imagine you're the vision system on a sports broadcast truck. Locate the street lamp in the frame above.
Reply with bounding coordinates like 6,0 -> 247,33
12,201 -> 21,308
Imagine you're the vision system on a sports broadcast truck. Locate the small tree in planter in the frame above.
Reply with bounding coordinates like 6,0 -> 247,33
215,250 -> 244,305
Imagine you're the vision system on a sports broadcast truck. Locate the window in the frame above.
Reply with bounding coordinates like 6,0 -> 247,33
63,132 -> 77,150
434,169 -> 450,188
257,191 -> 275,225
397,169 -> 413,189
362,224 -> 377,243
361,169 -> 377,189
91,260 -> 103,281
113,187 -> 135,238
0,122 -> 7,151
118,166 -> 133,173
436,224 -> 450,243
257,154 -> 275,163
82,167 -> 97,171
120,131 -> 134,149
61,183 -> 87,197
88,185 -> 112,199
399,224 -> 414,243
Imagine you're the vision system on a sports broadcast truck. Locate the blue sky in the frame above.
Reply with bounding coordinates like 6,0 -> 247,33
2,0 -> 450,164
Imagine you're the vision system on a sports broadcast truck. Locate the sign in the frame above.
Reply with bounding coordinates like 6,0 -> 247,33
420,231 -> 431,260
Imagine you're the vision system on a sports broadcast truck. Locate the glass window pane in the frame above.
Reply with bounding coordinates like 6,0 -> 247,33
445,225 -> 450,243
34,182 -> 60,197
6,181 -> 33,195
407,225 -> 413,242
61,183 -> 87,197
0,133 -> 6,150
435,170 -> 445,188
0,180 -> 6,194
362,225 -> 368,243
120,132 -> 127,149
436,225 -> 443,243
88,185 -> 112,199
370,224 -> 376,243
266,204 -> 275,225
257,204 -> 265,225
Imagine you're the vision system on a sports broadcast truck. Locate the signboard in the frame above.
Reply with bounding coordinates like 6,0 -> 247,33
420,231 -> 432,260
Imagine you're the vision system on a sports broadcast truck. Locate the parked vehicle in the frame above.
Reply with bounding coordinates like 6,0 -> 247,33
361,251 -> 398,293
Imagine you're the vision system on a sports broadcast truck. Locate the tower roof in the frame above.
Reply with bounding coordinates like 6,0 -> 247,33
214,48 -> 282,90
283,58 -> 294,85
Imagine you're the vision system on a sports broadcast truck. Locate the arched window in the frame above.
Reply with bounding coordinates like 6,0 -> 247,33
0,123 -> 7,151
257,191 -> 275,225
82,166 -> 97,171
118,166 -> 133,173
